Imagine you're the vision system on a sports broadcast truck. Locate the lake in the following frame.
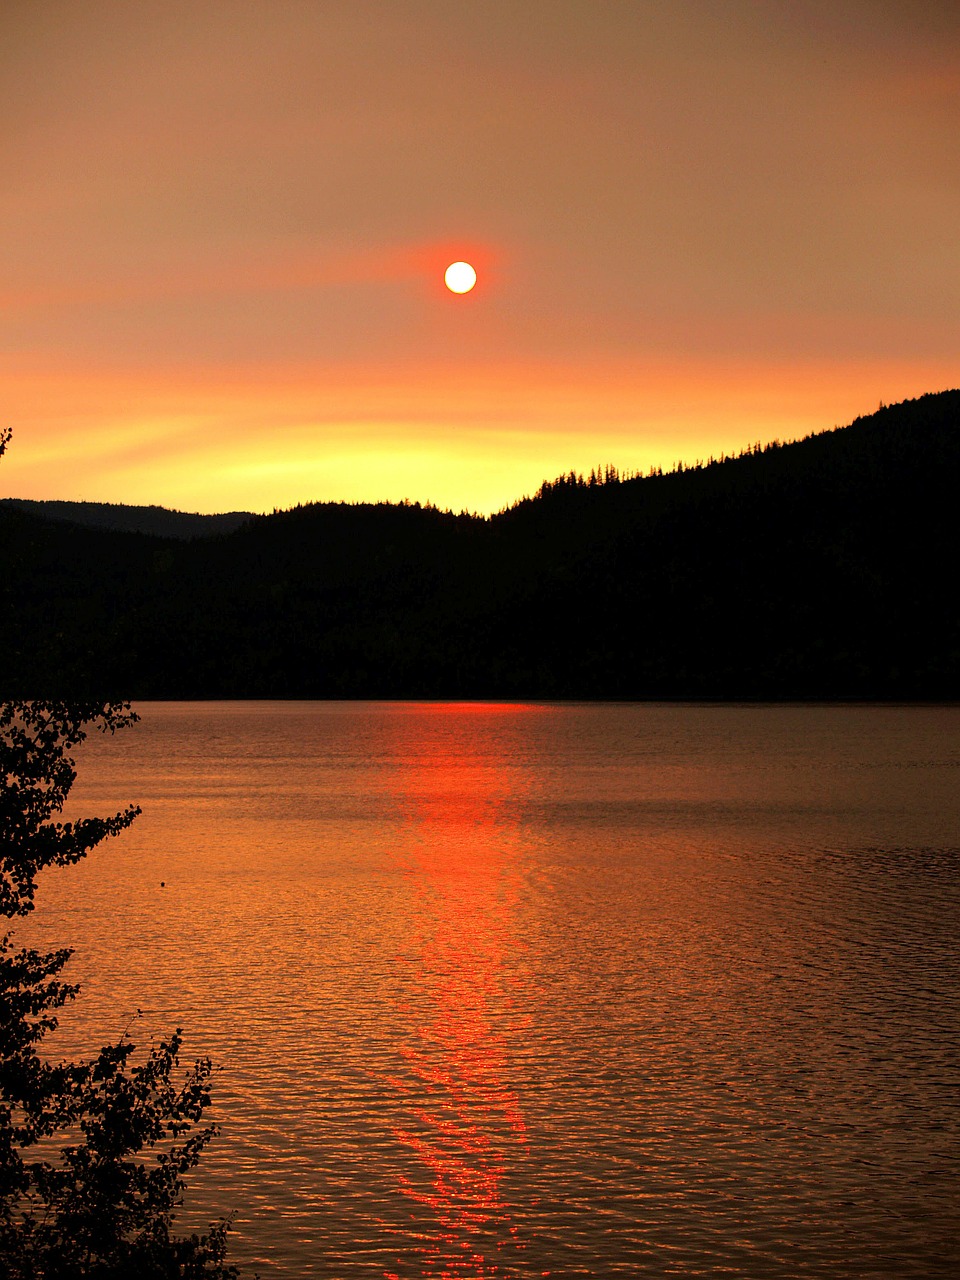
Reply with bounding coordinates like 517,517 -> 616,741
24,702 -> 960,1277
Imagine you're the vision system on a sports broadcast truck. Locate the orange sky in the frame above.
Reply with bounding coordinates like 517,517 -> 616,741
2,1 -> 957,514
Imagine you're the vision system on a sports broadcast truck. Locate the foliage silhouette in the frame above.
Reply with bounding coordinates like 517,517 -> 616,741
0,701 -> 239,1278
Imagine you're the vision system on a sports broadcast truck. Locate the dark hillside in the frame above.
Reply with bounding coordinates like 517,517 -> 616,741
0,503 -> 172,691
476,390 -> 960,696
0,498 -> 253,539
2,390 -> 958,699
124,501 -> 484,697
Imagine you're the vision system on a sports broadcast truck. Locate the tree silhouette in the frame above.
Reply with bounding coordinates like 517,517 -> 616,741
0,700 -> 240,1277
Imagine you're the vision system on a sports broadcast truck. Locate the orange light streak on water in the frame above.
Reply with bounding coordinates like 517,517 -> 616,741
381,709 -> 534,1279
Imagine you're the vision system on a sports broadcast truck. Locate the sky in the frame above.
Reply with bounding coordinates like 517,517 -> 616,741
2,0 -> 957,515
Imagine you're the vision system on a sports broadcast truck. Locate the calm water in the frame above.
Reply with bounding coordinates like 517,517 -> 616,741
22,702 -> 960,1277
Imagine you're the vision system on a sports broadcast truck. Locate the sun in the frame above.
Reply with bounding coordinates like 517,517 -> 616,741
444,261 -> 477,294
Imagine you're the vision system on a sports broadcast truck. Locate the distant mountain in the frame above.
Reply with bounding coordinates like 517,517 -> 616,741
2,390 -> 958,699
0,498 -> 253,539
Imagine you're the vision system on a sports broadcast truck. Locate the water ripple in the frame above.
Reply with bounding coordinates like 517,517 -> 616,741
21,702 -> 960,1277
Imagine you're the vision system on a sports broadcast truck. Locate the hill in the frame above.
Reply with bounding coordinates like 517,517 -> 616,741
0,498 -> 253,539
2,390 -> 958,699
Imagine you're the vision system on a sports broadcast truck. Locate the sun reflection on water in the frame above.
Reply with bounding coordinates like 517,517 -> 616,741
382,708 -> 535,1278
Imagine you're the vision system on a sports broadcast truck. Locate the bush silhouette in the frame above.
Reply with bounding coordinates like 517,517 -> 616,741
0,700 -> 240,1278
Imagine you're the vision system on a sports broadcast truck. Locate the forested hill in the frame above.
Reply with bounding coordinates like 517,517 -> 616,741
0,498 -> 253,539
3,389 -> 959,699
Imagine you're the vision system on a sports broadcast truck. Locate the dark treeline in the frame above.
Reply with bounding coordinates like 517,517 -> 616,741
0,497 -> 252,540
3,390 -> 959,700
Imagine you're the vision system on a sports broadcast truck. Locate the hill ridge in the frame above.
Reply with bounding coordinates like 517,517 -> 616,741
3,389 -> 958,700
4,388 -> 957,536
0,497 -> 254,540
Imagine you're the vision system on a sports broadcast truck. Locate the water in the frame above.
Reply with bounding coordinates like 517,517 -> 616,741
20,702 -> 960,1277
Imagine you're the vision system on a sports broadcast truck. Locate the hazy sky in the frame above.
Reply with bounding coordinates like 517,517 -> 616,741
2,0 -> 957,513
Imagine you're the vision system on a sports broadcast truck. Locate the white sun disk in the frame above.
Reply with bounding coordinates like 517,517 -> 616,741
444,261 -> 477,294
